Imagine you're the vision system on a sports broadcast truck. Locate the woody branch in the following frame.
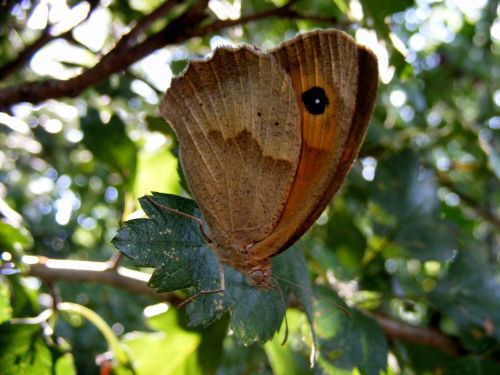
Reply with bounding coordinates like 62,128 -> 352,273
0,0 -> 339,109
22,255 -> 462,357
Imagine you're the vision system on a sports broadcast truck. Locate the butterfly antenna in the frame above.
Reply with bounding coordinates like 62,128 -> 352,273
272,277 -> 289,345
273,275 -> 351,317
144,195 -> 213,244
273,276 -> 319,367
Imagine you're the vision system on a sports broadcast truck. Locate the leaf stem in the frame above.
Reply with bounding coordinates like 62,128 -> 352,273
57,302 -> 130,367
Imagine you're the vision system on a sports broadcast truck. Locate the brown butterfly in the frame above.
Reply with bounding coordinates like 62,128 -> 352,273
160,29 -> 378,291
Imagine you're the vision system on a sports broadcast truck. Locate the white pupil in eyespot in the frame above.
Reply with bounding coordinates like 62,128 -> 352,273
315,98 -> 320,104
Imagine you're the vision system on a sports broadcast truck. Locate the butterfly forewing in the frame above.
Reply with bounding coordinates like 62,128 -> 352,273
250,30 -> 378,260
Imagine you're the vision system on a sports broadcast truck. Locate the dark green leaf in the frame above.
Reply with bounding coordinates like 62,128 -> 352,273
81,109 -> 138,186
430,250 -> 500,349
114,192 -> 314,345
216,336 -> 270,375
314,288 -> 388,375
113,192 -> 205,271
444,356 -> 500,375
370,150 -> 456,260
312,202 -> 367,280
296,0 -> 345,19
392,341 -> 453,373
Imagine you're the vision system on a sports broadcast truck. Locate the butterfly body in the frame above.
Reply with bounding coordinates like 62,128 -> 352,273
160,29 -> 378,290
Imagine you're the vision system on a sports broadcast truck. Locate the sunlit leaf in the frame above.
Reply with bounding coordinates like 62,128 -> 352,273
133,146 -> 180,199
0,283 -> 11,324
0,222 -> 33,253
264,309 -> 312,375
123,308 -> 203,375
54,353 -> 77,375
0,323 -> 52,375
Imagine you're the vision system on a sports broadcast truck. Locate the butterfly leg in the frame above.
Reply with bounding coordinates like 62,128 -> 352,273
144,195 -> 213,244
177,258 -> 226,308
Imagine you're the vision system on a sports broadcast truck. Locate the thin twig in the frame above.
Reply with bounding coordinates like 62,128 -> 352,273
106,0 -> 184,55
371,312 -> 463,357
0,0 -> 100,81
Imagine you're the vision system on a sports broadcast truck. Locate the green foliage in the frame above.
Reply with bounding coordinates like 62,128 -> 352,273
81,109 -> 138,188
123,307 -> 228,375
360,0 -> 414,36
0,0 -> 499,374
314,289 -> 388,375
0,323 -> 53,374
0,222 -> 33,254
430,250 -> 500,349
0,322 -> 76,375
0,282 -> 12,324
114,192 -> 314,345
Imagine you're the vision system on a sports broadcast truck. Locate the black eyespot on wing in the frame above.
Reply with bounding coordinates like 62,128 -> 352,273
301,87 -> 329,115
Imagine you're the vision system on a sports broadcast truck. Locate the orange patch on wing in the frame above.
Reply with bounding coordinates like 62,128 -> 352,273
278,84 -> 339,223
279,140 -> 331,221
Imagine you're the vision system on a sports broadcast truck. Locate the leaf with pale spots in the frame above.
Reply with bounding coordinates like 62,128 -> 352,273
113,192 -> 315,345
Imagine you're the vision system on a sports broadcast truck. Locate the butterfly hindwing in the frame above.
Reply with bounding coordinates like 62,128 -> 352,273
160,46 -> 301,254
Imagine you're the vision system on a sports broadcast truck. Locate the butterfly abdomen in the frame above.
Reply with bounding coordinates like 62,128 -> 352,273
212,242 -> 274,290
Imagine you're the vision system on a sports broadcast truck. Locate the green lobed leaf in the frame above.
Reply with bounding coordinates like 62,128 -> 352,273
113,192 -> 315,346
